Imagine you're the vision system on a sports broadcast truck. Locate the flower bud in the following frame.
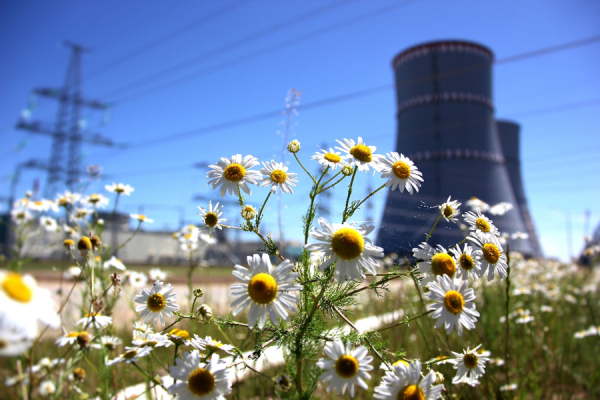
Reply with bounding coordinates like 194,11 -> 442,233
196,304 -> 213,322
341,165 -> 353,176
63,239 -> 75,251
76,331 -> 91,349
90,235 -> 101,250
241,205 -> 257,220
72,367 -> 86,381
287,139 -> 300,154
77,237 -> 92,257
193,288 -> 204,298
433,371 -> 445,385
274,374 -> 293,392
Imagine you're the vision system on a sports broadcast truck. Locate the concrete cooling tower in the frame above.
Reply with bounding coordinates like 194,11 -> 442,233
496,120 -> 542,257
376,40 -> 536,256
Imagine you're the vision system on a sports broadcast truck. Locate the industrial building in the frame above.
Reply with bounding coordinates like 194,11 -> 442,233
376,40 -> 541,257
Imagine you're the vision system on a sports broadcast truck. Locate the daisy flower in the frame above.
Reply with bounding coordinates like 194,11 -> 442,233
105,183 -> 134,196
462,210 -> 499,237
168,351 -> 232,400
287,139 -> 301,153
38,380 -> 56,396
450,344 -> 490,386
311,148 -> 348,171
468,232 -> 508,282
130,213 -> 153,223
84,193 -> 109,208
378,152 -> 423,194
489,202 -> 513,216
190,335 -> 236,355
206,154 -> 262,197
0,323 -> 32,356
426,275 -> 479,336
39,216 -> 59,232
126,271 -> 148,288
149,268 -> 167,281
439,196 -> 461,223
10,208 -> 32,225
132,332 -> 173,348
305,218 -> 384,282
198,201 -> 226,235
55,190 -> 81,207
259,160 -> 298,194
133,321 -> 154,334
412,243 -> 457,286
465,197 -> 490,213
316,339 -> 373,397
229,254 -> 302,330
99,335 -> 122,351
76,313 -> 113,330
55,330 -> 89,347
134,280 -> 179,326
168,328 -> 191,346
241,204 -> 256,220
374,360 -> 443,400
449,243 -> 482,280
335,137 -> 382,173
0,271 -> 60,338
103,256 -> 126,270
106,346 -> 152,366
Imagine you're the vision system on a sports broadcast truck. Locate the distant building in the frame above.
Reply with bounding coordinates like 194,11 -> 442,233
377,40 -> 540,257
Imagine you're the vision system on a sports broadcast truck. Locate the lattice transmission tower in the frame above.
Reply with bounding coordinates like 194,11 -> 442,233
16,41 -> 115,197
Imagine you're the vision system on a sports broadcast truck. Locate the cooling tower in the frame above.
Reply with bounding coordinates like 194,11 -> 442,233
496,120 -> 542,256
376,40 -> 533,256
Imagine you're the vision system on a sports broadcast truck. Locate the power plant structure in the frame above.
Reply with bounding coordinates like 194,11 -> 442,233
376,40 -> 541,257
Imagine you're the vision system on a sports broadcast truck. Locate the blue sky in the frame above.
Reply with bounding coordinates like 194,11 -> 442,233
1,0 -> 599,261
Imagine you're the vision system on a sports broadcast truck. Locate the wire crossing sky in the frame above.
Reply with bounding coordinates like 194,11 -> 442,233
0,0 -> 599,262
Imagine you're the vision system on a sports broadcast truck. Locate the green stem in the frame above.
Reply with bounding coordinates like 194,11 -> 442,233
112,221 -> 141,256
294,153 -> 316,184
426,215 -> 443,243
504,244 -> 511,388
342,167 -> 358,223
376,310 -> 435,332
255,192 -> 272,230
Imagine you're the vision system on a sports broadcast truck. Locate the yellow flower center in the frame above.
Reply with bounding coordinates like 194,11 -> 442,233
223,163 -> 246,182
247,273 -> 278,305
204,212 -> 218,227
2,273 -> 33,303
115,187 -> 125,193
397,384 -> 425,400
444,290 -> 465,314
463,353 -> 478,369
459,254 -> 475,271
169,328 -> 190,341
393,360 -> 409,367
73,368 -> 86,380
476,217 -> 490,232
78,237 -> 92,251
89,194 -> 100,203
349,144 -> 372,162
324,152 -> 341,163
482,243 -> 501,264
334,354 -> 359,378
430,253 -> 456,277
187,368 -> 215,396
331,228 -> 365,260
67,332 -> 79,338
392,161 -> 411,179
147,293 -> 166,312
270,169 -> 287,184
443,205 -> 454,218
123,349 -> 138,359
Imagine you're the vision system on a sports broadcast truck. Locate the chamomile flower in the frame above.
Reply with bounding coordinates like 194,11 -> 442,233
305,218 -> 384,282
55,190 -> 81,207
312,148 -> 348,171
38,380 -> 56,396
132,332 -> 173,348
489,202 -> 513,216
373,360 -> 443,400
84,193 -> 109,208
259,160 -> 298,194
39,216 -> 59,232
465,197 -> 490,213
133,321 -> 154,334
335,137 -> 382,173
316,339 -> 373,398
168,329 -> 191,346
0,324 -> 32,356
103,256 -> 126,270
450,344 -> 490,386
412,244 -> 457,286
439,196 -> 461,223
206,154 -> 262,197
149,268 -> 167,281
426,275 -> 479,337
468,232 -> 508,282
55,330 -> 89,347
130,214 -> 153,223
168,351 -> 232,400
449,244 -> 482,280
190,335 -> 235,355
198,201 -> 226,235
76,313 -> 113,330
105,183 -> 134,196
462,210 -> 499,237
134,280 -> 179,326
230,254 -> 302,330
378,152 -> 423,194
106,346 -> 152,366
0,271 -> 60,338
99,335 -> 122,351
241,204 -> 257,220
126,271 -> 148,288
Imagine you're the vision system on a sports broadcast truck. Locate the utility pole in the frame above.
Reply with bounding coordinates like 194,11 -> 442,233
15,41 -> 115,197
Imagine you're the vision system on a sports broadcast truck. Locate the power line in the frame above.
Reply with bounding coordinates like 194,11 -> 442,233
87,35 -> 600,161
87,0 -> 250,79
102,0 -> 416,101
